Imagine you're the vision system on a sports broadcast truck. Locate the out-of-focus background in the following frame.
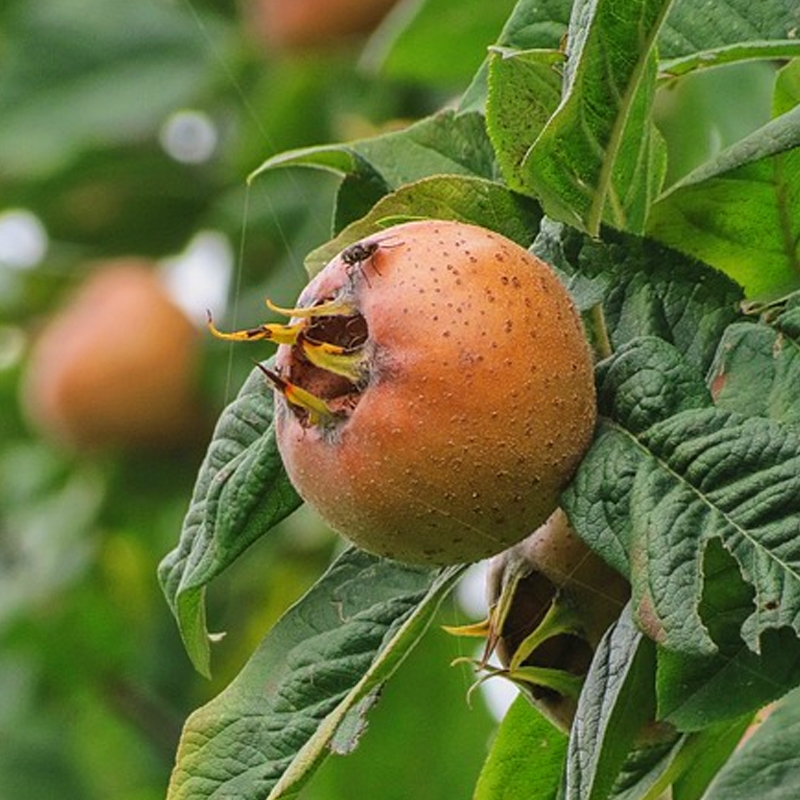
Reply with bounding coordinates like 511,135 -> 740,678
0,0 -> 778,797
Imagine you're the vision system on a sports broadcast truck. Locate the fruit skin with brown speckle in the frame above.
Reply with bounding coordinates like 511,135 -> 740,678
272,219 -> 597,565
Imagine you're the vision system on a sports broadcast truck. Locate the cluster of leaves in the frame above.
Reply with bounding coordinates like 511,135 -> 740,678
161,0 -> 800,798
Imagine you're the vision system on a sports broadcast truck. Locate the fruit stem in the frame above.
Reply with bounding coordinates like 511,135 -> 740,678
586,303 -> 613,360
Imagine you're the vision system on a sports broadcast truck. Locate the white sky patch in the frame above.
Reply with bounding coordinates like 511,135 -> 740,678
160,230 -> 233,326
0,209 -> 48,270
159,109 -> 219,164
456,560 -> 490,619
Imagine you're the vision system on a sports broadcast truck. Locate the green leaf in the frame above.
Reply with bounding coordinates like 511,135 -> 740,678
564,336 -> 712,576
660,0 -> 800,60
303,175 -> 542,275
158,362 -> 302,677
648,81 -> 800,299
702,685 -> 800,800
708,314 -> 800,428
486,47 -> 564,193
575,405 -> 800,660
363,0 -> 517,86
566,328 -> 800,662
164,549 -> 464,800
628,409 -> 800,656
595,337 -> 711,435
610,733 -> 684,800
670,715 -> 752,800
474,695 -> 568,800
463,0 -> 800,111
492,0 -> 573,50
609,713 -> 749,800
656,542 -> 800,730
523,0 -> 673,234
660,41 -> 800,77
532,223 -> 743,373
249,110 -> 496,192
460,0 -> 572,112
309,624 -> 496,799
564,605 -> 657,800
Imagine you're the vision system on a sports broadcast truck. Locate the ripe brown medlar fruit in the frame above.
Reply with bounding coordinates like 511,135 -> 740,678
210,219 -> 596,565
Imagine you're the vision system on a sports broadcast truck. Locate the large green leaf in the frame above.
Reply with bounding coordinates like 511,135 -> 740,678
660,41 -> 800,77
474,695 -> 568,800
248,109 -> 501,235
609,714 -> 750,800
655,540 -> 800,730
564,605 -> 657,800
459,0 -> 572,111
669,715 -> 753,800
464,0 -> 800,111
702,685 -> 800,800
563,336 -> 712,575
249,110 -> 496,195
708,300 -> 800,428
165,549 -> 464,800
531,222 -> 744,373
158,362 -> 302,677
306,623 -> 496,800
660,0 -> 800,60
647,100 -> 800,299
485,47 -> 564,193
362,0 -> 517,85
303,174 -> 542,275
629,408 -> 800,655
522,0 -> 673,234
568,357 -> 800,659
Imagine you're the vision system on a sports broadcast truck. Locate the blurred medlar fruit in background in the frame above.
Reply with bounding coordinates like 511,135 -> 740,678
210,219 -> 597,565
22,260 -> 206,451
251,0 -> 399,50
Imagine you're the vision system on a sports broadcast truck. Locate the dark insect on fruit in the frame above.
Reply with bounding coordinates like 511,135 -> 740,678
340,237 -> 400,284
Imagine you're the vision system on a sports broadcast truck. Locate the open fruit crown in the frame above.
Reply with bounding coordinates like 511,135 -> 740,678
208,272 -> 368,430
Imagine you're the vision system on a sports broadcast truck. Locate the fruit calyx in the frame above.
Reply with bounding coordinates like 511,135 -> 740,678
448,508 -> 630,729
209,289 -> 370,429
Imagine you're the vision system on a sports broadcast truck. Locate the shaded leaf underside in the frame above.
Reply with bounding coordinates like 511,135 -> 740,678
166,549 -> 464,800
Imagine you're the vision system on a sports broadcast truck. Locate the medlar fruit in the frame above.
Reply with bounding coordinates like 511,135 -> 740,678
23,260 -> 205,451
211,219 -> 596,565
